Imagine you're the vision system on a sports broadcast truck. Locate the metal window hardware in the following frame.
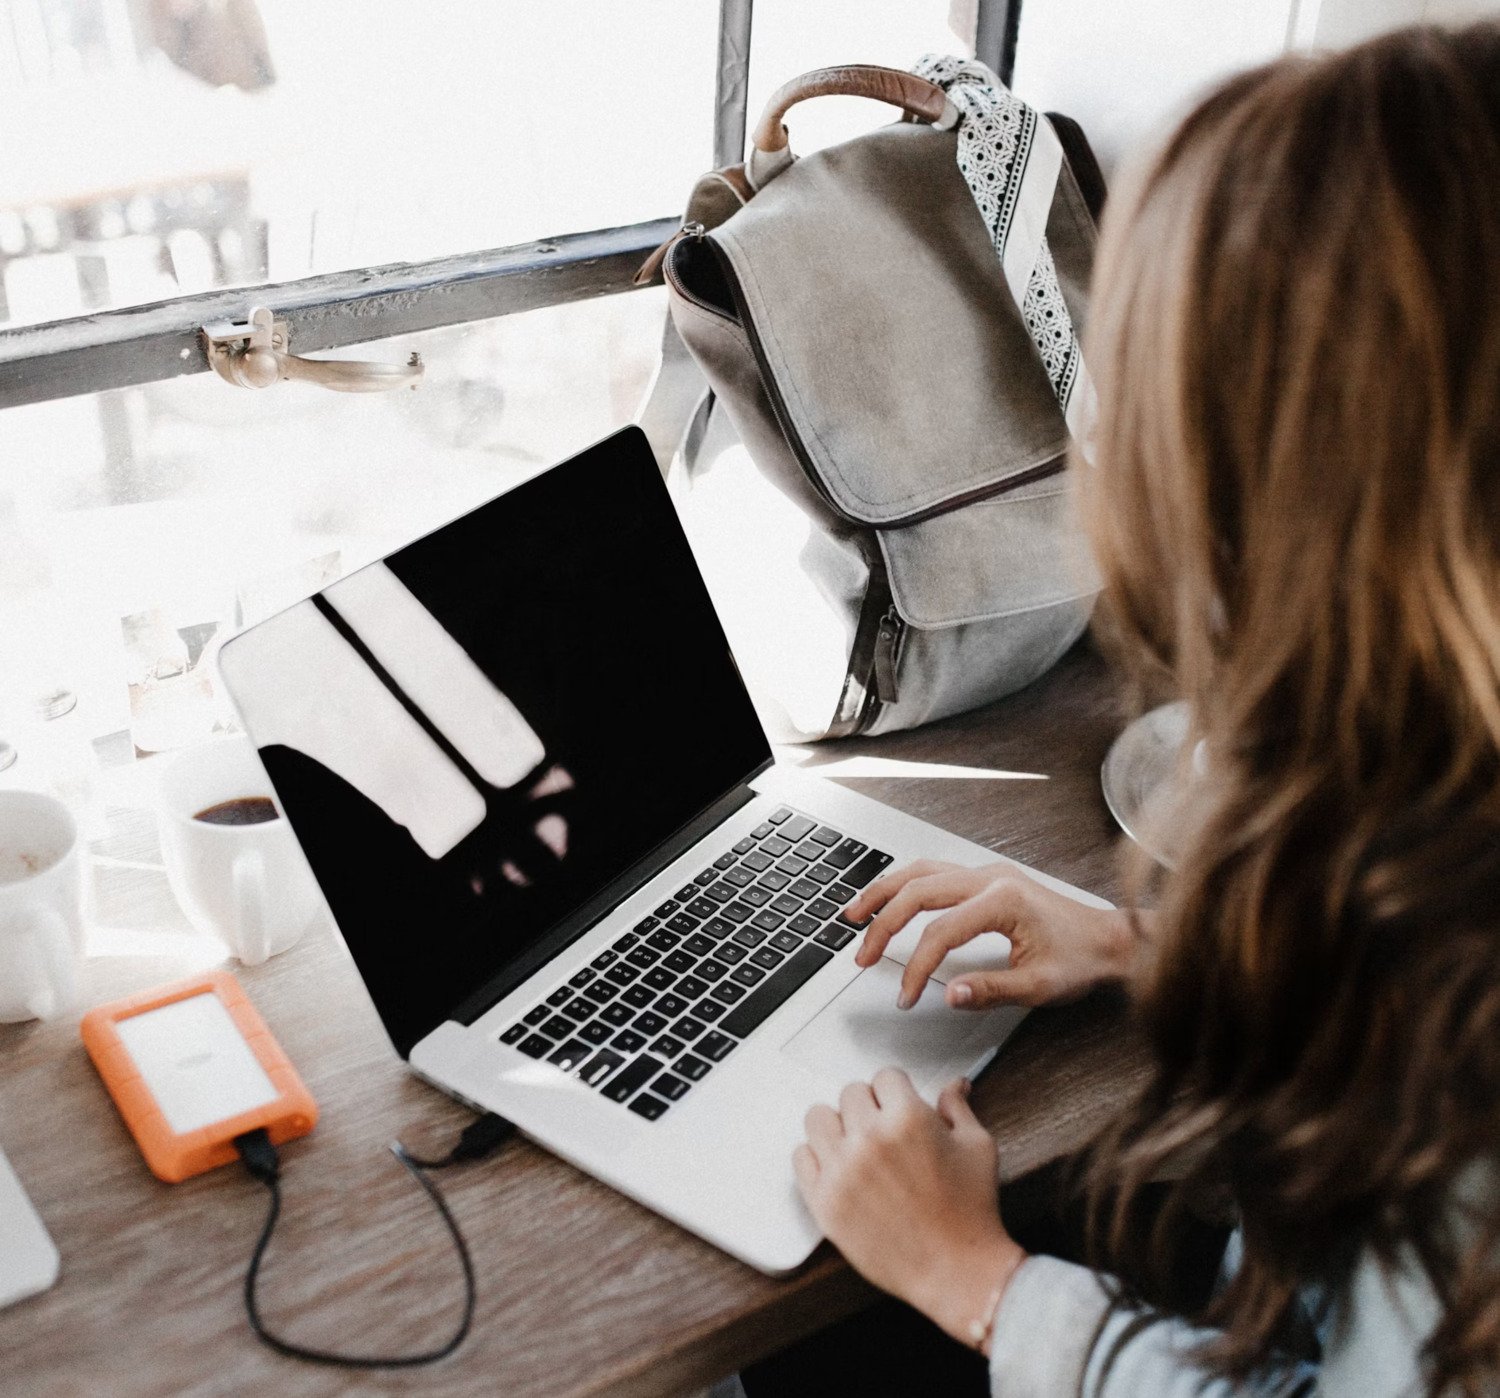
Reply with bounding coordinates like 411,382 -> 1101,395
200,306 -> 423,392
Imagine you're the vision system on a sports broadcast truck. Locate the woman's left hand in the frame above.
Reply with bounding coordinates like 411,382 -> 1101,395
792,1068 -> 1027,1350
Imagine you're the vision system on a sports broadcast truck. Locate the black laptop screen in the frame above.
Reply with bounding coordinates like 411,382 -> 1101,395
222,430 -> 772,1056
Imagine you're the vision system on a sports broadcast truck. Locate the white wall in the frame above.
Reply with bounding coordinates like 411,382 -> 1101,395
1011,0 -> 1497,177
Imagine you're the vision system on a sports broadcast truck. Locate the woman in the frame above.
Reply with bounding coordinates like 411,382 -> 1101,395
790,24 -> 1500,1396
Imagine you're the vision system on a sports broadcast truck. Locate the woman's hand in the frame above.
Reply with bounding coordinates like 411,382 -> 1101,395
847,860 -> 1141,1011
793,1069 -> 1025,1349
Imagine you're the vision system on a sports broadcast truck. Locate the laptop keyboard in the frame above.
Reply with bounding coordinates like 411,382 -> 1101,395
498,806 -> 892,1121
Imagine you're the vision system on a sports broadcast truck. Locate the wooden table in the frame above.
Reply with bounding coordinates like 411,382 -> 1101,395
0,643 -> 1147,1398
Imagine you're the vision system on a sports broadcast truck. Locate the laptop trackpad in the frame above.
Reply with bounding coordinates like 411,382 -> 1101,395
781,958 -> 1006,1095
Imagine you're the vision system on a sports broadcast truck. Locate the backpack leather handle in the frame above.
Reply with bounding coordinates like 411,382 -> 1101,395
751,64 -> 952,153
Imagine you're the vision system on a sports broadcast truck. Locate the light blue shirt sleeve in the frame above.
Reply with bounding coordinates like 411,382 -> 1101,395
987,1243 -> 1440,1397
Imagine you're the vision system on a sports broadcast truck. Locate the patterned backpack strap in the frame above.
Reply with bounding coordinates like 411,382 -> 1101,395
914,54 -> 1097,460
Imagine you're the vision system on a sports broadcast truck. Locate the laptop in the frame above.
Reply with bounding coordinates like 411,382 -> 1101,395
216,425 -> 1109,1274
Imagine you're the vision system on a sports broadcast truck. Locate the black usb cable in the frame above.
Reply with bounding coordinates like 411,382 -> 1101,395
234,1112 -> 515,1368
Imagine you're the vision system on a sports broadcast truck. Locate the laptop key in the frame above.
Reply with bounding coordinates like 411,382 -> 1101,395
829,882 -> 858,904
751,821 -> 775,839
626,947 -> 659,969
629,1094 -> 669,1121
694,868 -> 718,886
794,840 -> 824,862
713,853 -> 737,870
694,998 -> 726,1022
699,1031 -> 738,1061
839,849 -> 894,889
762,835 -> 792,858
807,897 -> 839,921
742,850 -> 773,873
613,932 -> 640,952
760,870 -> 792,892
635,1012 -> 669,1036
523,1006 -> 549,1025
674,1016 -> 708,1041
811,825 -> 842,847
651,1034 -> 687,1059
666,914 -> 699,936
685,899 -> 718,921
623,985 -> 655,1008
656,992 -> 690,1018
722,900 -> 754,923
732,927 -> 766,949
788,878 -> 820,901
542,1014 -> 575,1039
677,975 -> 710,1000
771,893 -> 803,916
591,950 -> 618,970
602,1054 -> 665,1102
547,988 -> 572,1008
607,963 -> 641,985
501,1023 -> 526,1045
719,944 -> 834,1039
612,1029 -> 648,1053
741,886 -> 773,907
674,886 -> 697,902
653,1073 -> 691,1101
781,815 -> 816,842
777,854 -> 810,878
703,881 -> 738,904
664,950 -> 695,974
578,1048 -> 625,1086
751,909 -> 785,932
788,914 -> 821,937
724,867 -> 755,888
646,931 -> 681,953
676,1054 -> 712,1080
548,1039 -> 592,1072
716,942 -> 747,964
806,864 -> 840,886
771,930 -> 802,953
581,1021 -> 613,1045
731,964 -> 766,987
703,916 -> 736,939
815,924 -> 857,951
712,981 -> 747,1004
683,933 -> 716,957
602,1002 -> 634,1026
644,967 -> 676,991
584,980 -> 619,1004
751,947 -> 784,970
732,837 -> 756,855
517,1034 -> 553,1059
654,900 -> 681,918
696,958 -> 728,982
824,838 -> 867,870
563,997 -> 594,1021
767,807 -> 793,824
633,917 -> 659,936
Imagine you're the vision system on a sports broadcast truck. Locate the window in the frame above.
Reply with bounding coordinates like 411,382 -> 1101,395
0,0 -> 1017,794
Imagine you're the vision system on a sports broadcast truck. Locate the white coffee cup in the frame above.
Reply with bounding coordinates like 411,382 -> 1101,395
0,791 -> 85,1022
156,737 -> 324,965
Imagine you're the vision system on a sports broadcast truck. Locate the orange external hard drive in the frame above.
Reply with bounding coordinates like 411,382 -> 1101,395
81,969 -> 317,1183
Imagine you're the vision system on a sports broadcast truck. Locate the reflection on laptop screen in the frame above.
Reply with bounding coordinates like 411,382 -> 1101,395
220,430 -> 772,1055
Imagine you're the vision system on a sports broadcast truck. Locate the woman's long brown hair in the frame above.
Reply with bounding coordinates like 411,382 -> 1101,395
1077,24 -> 1500,1393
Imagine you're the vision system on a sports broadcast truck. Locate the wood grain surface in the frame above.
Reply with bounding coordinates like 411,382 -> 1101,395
0,642 -> 1148,1398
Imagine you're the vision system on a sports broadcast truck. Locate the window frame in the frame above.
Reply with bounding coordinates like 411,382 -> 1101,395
0,0 -> 1020,413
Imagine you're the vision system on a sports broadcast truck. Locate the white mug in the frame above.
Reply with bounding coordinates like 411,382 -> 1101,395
0,791 -> 85,1022
156,737 -> 324,965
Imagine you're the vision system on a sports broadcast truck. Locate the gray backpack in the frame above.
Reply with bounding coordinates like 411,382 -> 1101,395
637,62 -> 1104,742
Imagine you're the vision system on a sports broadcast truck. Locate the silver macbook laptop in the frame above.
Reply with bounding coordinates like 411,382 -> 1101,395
216,425 -> 1108,1273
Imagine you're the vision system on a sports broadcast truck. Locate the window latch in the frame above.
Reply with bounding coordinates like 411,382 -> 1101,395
200,307 -> 424,392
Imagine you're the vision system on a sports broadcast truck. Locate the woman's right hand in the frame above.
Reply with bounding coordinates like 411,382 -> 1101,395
846,861 -> 1141,1011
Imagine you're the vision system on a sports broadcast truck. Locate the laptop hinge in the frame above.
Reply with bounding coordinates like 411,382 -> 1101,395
446,769 -> 770,1033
